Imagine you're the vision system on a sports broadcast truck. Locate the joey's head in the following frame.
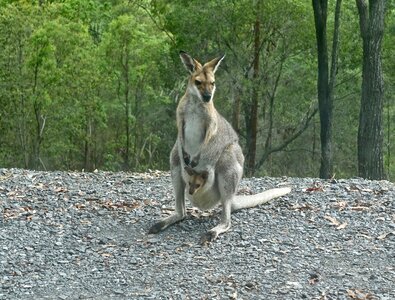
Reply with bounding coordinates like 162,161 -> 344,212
184,166 -> 209,195
180,51 -> 225,103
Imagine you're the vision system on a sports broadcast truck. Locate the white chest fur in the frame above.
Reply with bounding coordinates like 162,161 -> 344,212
183,110 -> 205,157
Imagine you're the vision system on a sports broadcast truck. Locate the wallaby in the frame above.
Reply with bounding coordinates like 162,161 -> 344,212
184,166 -> 209,196
149,51 -> 291,244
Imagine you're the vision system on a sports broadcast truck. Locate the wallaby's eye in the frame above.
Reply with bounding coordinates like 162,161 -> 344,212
195,80 -> 201,86
196,184 -> 201,189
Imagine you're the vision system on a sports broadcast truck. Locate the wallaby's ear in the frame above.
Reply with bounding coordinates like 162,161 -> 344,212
180,51 -> 202,74
184,166 -> 195,176
205,54 -> 225,74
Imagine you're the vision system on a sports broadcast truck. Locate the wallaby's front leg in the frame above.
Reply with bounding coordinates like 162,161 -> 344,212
149,147 -> 186,234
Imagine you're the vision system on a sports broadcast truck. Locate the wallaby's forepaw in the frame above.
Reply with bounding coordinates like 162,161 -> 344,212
200,230 -> 218,245
148,221 -> 167,234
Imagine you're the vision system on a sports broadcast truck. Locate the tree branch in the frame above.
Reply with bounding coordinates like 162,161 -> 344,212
255,100 -> 319,170
329,0 -> 342,92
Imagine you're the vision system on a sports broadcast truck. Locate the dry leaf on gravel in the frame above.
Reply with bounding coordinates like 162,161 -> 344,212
324,215 -> 340,226
290,203 -> 317,211
346,185 -> 374,193
347,289 -> 377,300
54,187 -> 68,193
324,215 -> 347,230
189,207 -> 213,218
304,184 -> 325,192
308,273 -> 320,285
333,201 -> 347,211
100,200 -> 140,211
350,206 -> 370,211
377,231 -> 394,240
336,222 -> 348,230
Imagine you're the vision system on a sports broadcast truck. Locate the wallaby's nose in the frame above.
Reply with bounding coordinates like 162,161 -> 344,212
202,93 -> 211,102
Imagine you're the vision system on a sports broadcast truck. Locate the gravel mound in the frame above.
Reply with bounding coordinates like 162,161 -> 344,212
1,168 -> 394,299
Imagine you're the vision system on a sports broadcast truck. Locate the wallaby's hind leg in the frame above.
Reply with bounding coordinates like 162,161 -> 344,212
149,145 -> 186,233
200,195 -> 232,244
201,145 -> 243,244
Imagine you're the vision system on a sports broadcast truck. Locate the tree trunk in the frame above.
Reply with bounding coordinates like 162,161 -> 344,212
245,7 -> 260,176
312,0 -> 341,179
15,37 -> 29,169
232,87 -> 241,135
312,0 -> 331,179
356,0 -> 386,179
32,58 -> 46,170
84,120 -> 93,171
122,45 -> 131,170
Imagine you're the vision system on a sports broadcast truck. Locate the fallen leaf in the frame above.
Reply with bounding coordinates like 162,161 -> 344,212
336,222 -> 348,230
333,201 -> 347,211
374,188 -> 388,195
291,203 -> 316,211
377,231 -> 394,240
346,185 -> 375,194
324,215 -> 340,226
54,187 -> 67,193
74,203 -> 86,209
230,291 -> 237,300
350,206 -> 369,211
308,273 -> 320,285
347,289 -> 377,300
347,289 -> 357,298
305,186 -> 324,192
304,182 -> 325,192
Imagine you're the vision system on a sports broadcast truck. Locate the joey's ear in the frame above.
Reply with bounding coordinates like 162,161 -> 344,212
179,51 -> 202,74
201,170 -> 209,181
205,54 -> 225,73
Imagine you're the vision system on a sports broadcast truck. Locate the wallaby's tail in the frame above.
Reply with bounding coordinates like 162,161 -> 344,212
231,187 -> 291,212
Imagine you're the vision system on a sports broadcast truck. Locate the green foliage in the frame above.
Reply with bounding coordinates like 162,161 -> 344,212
0,0 -> 393,180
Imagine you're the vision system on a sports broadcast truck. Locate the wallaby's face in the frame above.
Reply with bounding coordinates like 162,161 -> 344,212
180,51 -> 225,103
188,174 -> 206,195
191,69 -> 216,103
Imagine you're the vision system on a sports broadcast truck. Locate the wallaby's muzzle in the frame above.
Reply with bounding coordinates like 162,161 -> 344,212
202,92 -> 211,102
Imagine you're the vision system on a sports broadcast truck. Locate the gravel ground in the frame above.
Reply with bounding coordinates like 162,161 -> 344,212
0,168 -> 394,300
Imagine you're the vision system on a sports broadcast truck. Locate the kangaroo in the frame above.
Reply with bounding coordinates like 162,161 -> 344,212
184,166 -> 209,196
149,51 -> 291,244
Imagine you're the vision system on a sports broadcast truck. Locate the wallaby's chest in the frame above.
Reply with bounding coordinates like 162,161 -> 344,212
180,100 -> 210,156
183,113 -> 205,156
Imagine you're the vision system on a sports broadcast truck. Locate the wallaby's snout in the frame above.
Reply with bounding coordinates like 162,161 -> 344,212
202,92 -> 211,102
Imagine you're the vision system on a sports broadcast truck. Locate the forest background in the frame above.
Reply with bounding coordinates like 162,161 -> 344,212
0,0 -> 394,180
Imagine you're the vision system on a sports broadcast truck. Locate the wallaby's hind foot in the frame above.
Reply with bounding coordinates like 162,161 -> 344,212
200,217 -> 232,245
148,220 -> 168,234
200,230 -> 219,245
148,214 -> 185,234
